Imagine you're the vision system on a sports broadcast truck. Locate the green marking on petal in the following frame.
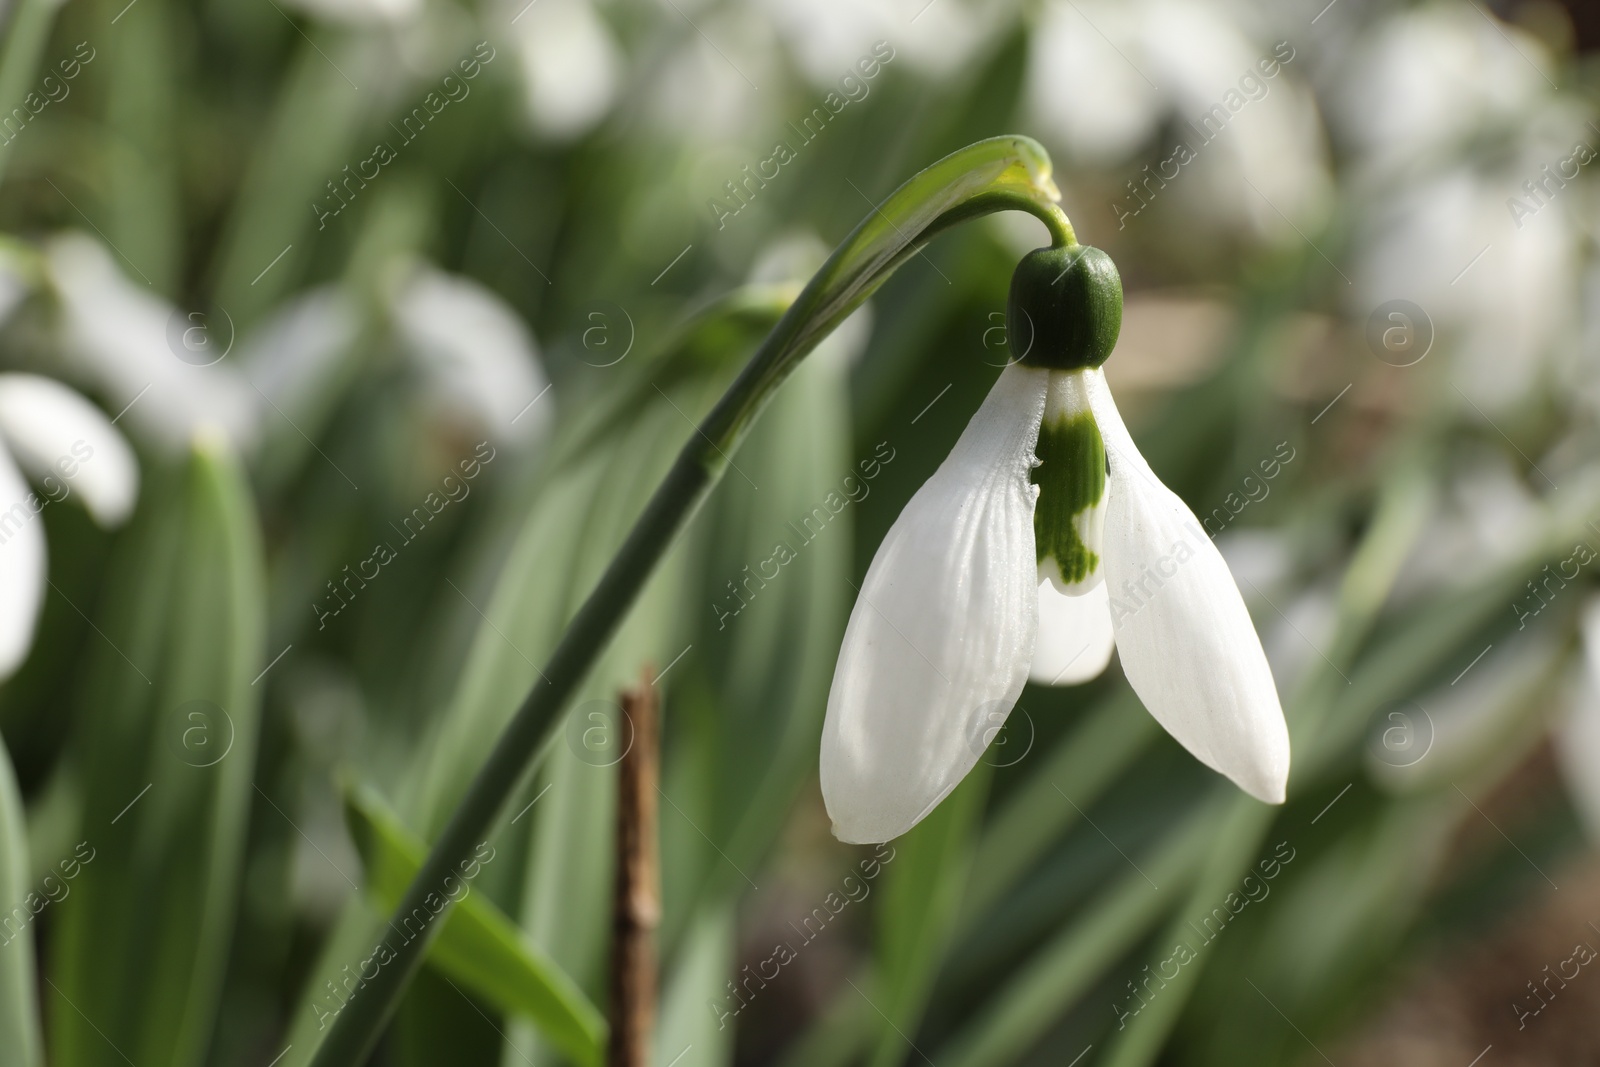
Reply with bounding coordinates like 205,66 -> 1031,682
1033,374 -> 1107,591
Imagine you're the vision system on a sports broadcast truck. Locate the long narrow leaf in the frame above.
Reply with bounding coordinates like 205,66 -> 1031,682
343,779 -> 606,1066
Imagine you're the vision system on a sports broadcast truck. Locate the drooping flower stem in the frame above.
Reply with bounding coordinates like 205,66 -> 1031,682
307,135 -> 1072,1067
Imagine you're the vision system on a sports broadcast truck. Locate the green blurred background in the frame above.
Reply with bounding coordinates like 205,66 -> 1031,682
2,0 -> 1600,1064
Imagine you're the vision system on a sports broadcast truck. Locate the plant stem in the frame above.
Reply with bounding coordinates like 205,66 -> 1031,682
608,669 -> 661,1067
307,134 -> 1069,1067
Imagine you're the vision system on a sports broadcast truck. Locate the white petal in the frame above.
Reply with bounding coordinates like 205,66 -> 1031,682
392,264 -> 551,447
0,374 -> 138,527
45,234 -> 258,452
513,0 -> 621,139
1085,369 -> 1289,802
1027,1 -> 1162,165
238,286 -> 360,425
280,0 -> 420,25
821,363 -> 1047,843
0,446 -> 46,680
1029,578 -> 1116,686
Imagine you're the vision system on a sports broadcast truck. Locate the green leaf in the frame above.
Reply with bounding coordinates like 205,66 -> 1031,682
50,433 -> 265,1067
0,0 -> 61,187
0,739 -> 41,1067
306,286 -> 789,1066
1098,794 -> 1278,1067
342,778 -> 606,1067
665,322 -> 853,936
962,691 -> 1155,924
866,766 -> 990,1067
654,903 -> 738,1067
938,800 -> 1223,1067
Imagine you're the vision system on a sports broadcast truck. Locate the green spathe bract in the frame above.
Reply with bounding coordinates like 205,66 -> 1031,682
1009,244 -> 1123,370
1034,405 -> 1107,586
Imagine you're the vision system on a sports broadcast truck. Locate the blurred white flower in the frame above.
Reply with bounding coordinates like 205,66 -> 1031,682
280,0 -> 422,27
647,7 -> 777,142
238,287 -> 361,429
1026,0 -> 1331,238
1340,4 -> 1582,413
755,0 -> 984,86
1027,1 -> 1162,165
1333,2 -> 1551,174
1352,165 -> 1576,413
1370,627 -> 1562,793
1557,598 -> 1600,844
508,0 -> 622,139
1392,450 -> 1542,604
1216,527 -> 1293,595
44,234 -> 259,452
390,262 -> 552,447
0,373 -> 138,680
1257,581 -> 1337,703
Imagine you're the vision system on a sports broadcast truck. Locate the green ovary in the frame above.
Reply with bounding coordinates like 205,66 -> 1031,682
1033,410 -> 1107,589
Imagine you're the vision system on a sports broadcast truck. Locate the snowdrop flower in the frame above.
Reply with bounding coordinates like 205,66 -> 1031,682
508,0 -> 622,139
1026,0 -> 1330,238
1334,2 -> 1552,176
1351,164 -> 1575,414
647,6 -> 776,143
45,234 -> 259,452
1555,598 -> 1600,845
238,286 -> 361,430
390,262 -> 552,447
1338,6 -> 1580,413
0,374 -> 137,679
821,244 -> 1289,842
280,0 -> 421,27
756,0 -> 984,85
1368,631 -> 1560,793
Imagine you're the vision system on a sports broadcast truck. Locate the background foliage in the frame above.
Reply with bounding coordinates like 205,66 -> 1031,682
1,0 -> 1599,1064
